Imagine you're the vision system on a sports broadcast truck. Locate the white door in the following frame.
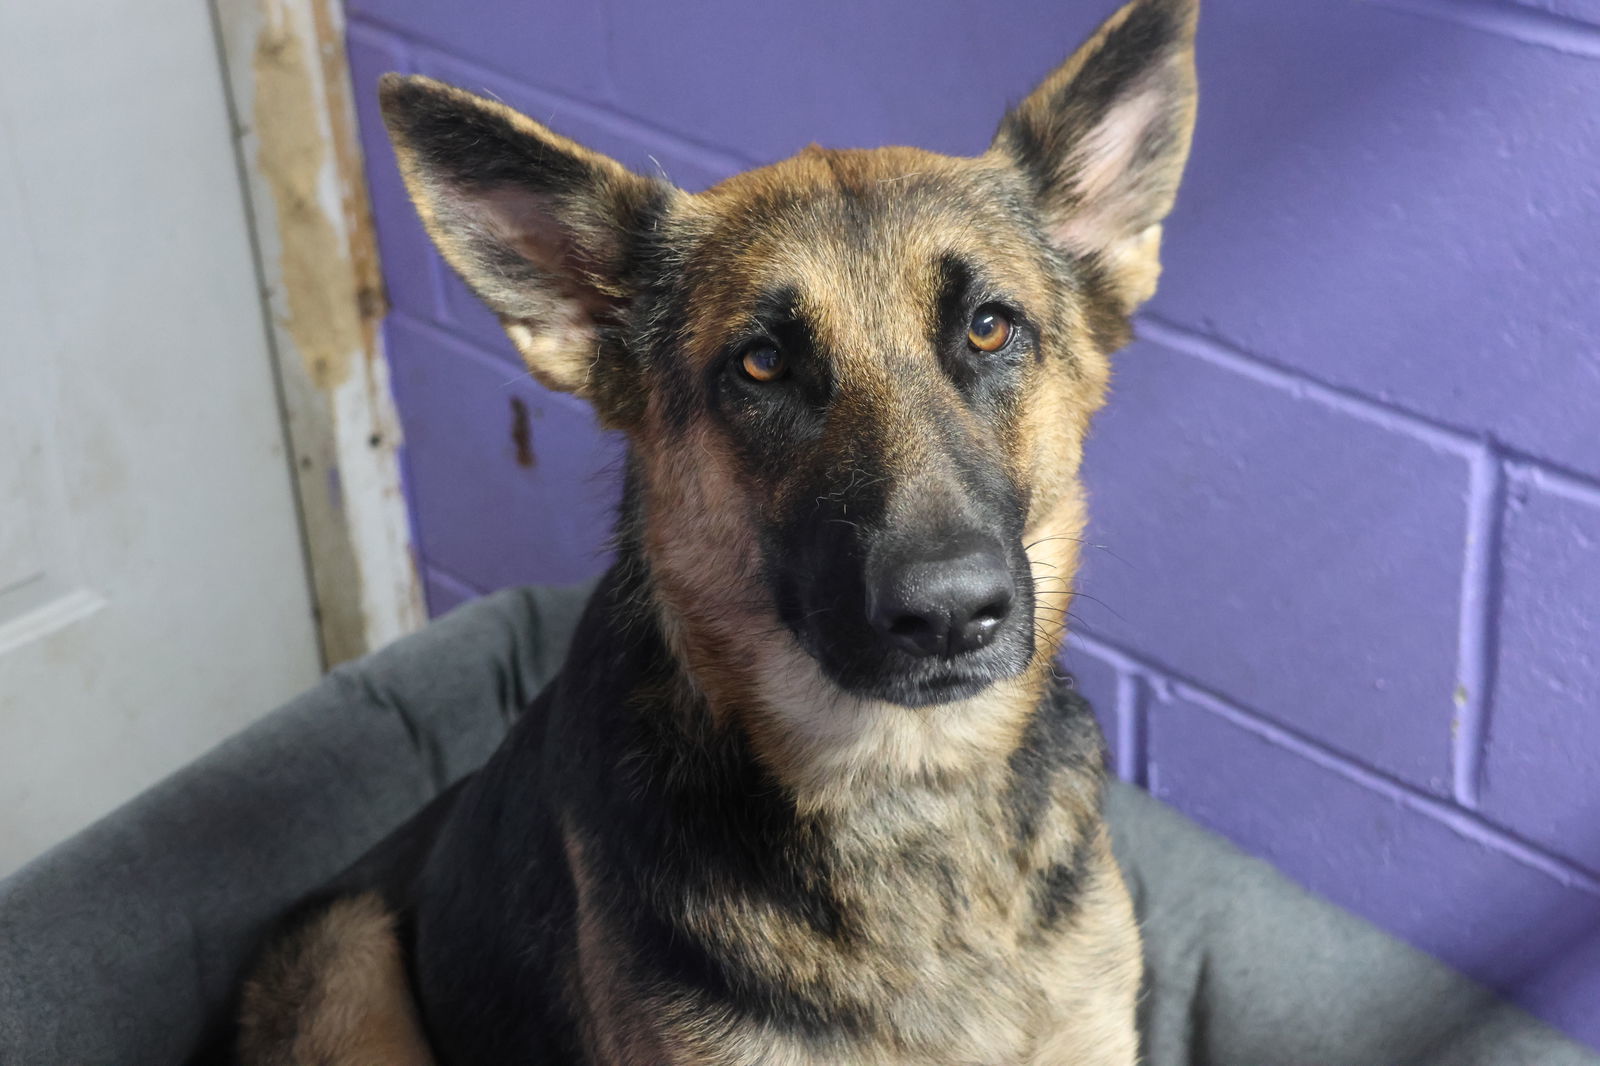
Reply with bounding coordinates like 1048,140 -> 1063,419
0,0 -> 321,876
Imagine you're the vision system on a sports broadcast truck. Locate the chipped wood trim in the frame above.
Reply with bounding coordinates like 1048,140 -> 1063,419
213,0 -> 425,666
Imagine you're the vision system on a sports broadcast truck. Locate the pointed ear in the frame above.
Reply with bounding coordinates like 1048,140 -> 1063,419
991,0 -> 1198,310
379,74 -> 669,397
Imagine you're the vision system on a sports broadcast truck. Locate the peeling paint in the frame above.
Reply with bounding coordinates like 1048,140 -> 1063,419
252,0 -> 369,391
219,0 -> 422,666
307,0 -> 386,362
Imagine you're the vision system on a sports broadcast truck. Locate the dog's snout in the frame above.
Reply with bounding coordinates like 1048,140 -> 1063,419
869,540 -> 1015,659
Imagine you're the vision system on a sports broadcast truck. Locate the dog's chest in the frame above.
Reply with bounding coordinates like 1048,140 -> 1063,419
832,792 -> 1072,1056
631,784 -> 1087,1066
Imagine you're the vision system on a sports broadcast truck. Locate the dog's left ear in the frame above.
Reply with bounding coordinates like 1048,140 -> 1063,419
991,0 -> 1198,310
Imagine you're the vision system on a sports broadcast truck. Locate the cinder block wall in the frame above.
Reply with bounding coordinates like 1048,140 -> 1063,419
345,0 -> 1600,1046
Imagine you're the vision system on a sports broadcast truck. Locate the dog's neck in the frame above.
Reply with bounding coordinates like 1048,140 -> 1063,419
549,548 -> 1108,1062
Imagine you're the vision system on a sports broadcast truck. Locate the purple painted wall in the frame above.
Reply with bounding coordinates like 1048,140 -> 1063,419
346,0 -> 1600,1046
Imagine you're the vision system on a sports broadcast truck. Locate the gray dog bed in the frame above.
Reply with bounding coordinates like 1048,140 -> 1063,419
0,584 -> 1592,1065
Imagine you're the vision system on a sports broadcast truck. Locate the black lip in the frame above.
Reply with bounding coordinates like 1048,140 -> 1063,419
851,668 -> 999,708
798,617 -> 1036,708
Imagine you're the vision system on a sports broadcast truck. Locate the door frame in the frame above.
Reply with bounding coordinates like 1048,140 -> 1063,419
211,0 -> 425,665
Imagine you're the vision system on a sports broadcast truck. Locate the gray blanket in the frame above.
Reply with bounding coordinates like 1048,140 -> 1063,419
0,585 -> 1590,1065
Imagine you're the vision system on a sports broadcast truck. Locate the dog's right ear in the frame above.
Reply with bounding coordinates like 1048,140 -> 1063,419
990,0 -> 1198,312
379,74 -> 669,398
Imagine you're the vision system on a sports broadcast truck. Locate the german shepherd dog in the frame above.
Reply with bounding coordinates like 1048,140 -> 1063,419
237,0 -> 1196,1061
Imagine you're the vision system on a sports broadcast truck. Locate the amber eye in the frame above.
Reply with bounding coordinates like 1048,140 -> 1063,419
740,343 -> 786,382
967,305 -> 1013,353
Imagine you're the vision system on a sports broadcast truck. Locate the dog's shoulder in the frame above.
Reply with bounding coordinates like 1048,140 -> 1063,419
400,563 -> 665,1063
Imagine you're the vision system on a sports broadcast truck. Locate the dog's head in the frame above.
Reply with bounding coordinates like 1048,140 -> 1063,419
382,0 -> 1196,785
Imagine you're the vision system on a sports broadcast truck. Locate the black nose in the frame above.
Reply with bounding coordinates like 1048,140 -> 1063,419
869,542 -> 1015,658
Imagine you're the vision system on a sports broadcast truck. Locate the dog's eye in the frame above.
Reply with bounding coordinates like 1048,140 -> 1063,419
740,343 -> 786,382
967,306 -> 1013,353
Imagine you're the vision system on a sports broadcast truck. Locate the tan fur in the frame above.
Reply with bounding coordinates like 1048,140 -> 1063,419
633,147 -> 1113,815
1028,835 -> 1145,1064
598,132 -> 1138,1066
244,2 -> 1198,1060
238,893 -> 434,1066
565,741 -> 1136,1065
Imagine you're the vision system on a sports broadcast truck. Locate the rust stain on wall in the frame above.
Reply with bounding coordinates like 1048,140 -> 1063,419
510,396 -> 537,468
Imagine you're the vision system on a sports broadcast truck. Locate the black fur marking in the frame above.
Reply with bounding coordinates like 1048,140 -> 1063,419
708,283 -> 832,480
1054,0 -> 1188,131
763,288 -> 1039,707
546,556 -> 879,1046
930,252 -> 1043,407
1035,847 -> 1095,931
600,188 -> 689,428
994,0 -> 1193,206
241,541 -> 1110,1061
1006,677 -> 1103,849
382,77 -> 591,195
933,253 -> 976,349
1070,252 -> 1136,352
997,108 -> 1055,204
1007,676 -> 1107,933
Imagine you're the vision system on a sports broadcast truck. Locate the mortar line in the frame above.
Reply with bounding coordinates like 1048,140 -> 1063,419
1186,682 -> 1600,895
422,559 -> 487,600
1366,0 -> 1600,59
1070,631 -> 1600,895
393,299 -> 1600,499
350,17 -> 1600,495
346,15 -> 753,173
1134,315 -> 1479,456
1452,446 -> 1507,808
390,309 -> 531,381
1504,455 -> 1600,507
1115,671 -> 1149,788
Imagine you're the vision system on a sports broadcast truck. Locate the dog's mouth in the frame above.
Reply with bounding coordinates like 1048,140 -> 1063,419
878,656 -> 1029,707
827,630 -> 1036,708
